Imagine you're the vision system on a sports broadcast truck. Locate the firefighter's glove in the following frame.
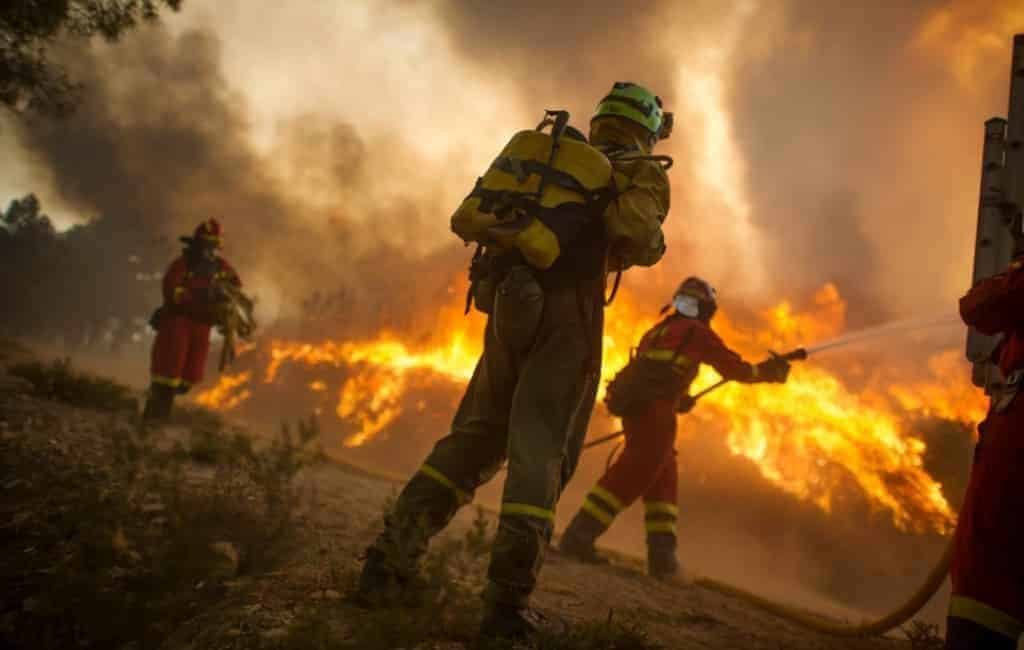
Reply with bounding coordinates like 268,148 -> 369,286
755,357 -> 791,384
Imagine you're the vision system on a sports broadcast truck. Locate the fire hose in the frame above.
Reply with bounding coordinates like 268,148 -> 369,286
582,345 -> 954,637
693,543 -> 952,637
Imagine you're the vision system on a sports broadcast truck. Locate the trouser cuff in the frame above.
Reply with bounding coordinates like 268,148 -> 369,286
482,580 -> 530,609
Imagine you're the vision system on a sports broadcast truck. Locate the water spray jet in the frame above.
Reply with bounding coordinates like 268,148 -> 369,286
802,315 -> 962,356
583,317 -> 960,452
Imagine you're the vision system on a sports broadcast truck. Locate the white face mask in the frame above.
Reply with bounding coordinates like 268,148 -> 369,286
673,294 -> 700,318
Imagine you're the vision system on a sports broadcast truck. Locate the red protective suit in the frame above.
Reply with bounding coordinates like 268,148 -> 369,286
951,260 -> 1024,643
150,254 -> 240,391
580,314 -> 761,538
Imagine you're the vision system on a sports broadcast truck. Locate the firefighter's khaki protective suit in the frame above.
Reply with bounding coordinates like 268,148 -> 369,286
367,126 -> 670,609
372,281 -> 603,607
949,259 -> 1024,647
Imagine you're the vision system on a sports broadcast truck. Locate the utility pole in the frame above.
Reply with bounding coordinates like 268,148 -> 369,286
967,34 -> 1024,391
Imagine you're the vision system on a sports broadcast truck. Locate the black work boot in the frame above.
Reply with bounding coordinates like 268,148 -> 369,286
477,601 -> 568,645
558,510 -> 609,564
353,547 -> 429,608
142,383 -> 175,422
647,533 -> 680,580
354,548 -> 407,608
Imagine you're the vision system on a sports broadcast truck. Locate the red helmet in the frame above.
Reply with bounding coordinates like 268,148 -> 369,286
674,276 -> 716,304
189,218 -> 222,248
671,276 -> 718,321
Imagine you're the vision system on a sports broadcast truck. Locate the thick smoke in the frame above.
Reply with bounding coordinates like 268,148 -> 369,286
431,1 -> 680,116
429,1 -> 720,308
14,29 -> 305,278
434,0 -> 1024,319
6,24 -> 468,338
730,1 -> 1024,317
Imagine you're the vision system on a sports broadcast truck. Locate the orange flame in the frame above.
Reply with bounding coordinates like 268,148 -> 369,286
194,370 -> 252,411
194,283 -> 984,533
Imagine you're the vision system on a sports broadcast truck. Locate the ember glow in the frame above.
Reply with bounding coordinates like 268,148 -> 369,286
195,284 -> 984,534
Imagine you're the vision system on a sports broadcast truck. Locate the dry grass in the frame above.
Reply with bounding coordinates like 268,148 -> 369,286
8,357 -> 137,412
0,406 -> 320,649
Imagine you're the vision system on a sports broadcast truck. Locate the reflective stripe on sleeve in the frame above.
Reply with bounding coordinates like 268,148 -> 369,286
949,596 -> 1024,641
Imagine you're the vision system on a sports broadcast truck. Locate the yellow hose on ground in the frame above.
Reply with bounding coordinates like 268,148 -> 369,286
691,540 -> 952,636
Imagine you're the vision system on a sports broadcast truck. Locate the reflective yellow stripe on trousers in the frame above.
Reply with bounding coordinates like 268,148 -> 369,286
644,501 -> 679,517
151,375 -> 183,387
949,596 -> 1024,641
581,485 -> 626,526
590,485 -> 625,513
582,499 -> 615,526
644,500 -> 678,535
645,521 -> 677,534
418,463 -> 471,504
501,502 -> 555,522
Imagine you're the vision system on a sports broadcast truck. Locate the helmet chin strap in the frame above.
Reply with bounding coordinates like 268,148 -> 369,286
673,294 -> 700,318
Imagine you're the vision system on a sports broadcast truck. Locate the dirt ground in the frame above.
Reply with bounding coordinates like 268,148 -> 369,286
0,345 -> 938,649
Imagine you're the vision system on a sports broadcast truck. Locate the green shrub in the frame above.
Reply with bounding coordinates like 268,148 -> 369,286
0,413 -> 322,649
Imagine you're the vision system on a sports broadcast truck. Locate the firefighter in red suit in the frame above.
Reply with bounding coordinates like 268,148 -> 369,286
949,256 -> 1024,649
143,219 -> 241,420
559,277 -> 791,579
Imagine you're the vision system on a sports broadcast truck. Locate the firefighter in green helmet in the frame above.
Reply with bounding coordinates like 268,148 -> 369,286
353,82 -> 674,644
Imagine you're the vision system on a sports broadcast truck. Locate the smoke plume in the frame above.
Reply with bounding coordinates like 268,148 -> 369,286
7,23 -> 468,330
730,0 -> 1024,315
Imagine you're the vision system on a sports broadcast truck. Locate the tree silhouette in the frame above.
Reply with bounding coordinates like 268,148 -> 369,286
1,0 -> 182,115
1,193 -> 169,349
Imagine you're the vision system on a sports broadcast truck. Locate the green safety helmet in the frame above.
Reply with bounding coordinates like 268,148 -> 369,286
591,81 -> 669,137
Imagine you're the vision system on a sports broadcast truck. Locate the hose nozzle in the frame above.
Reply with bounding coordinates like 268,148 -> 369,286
772,348 -> 808,362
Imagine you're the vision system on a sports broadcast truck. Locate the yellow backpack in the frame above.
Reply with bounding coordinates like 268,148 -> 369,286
450,111 -> 615,270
